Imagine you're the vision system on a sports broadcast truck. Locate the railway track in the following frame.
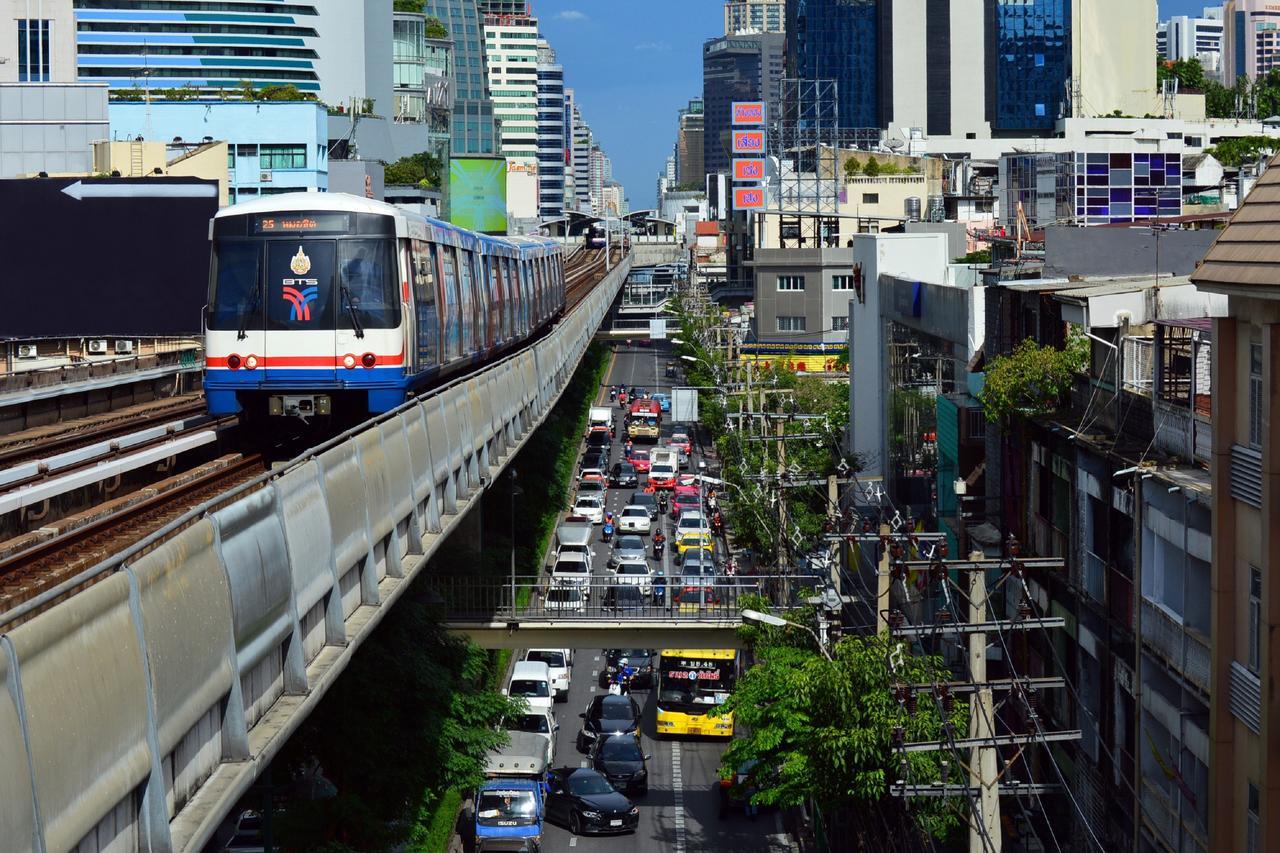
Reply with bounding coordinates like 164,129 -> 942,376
0,453 -> 267,624
0,395 -> 208,469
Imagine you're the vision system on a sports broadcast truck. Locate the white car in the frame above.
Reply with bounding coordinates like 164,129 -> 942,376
617,504 -> 652,535
573,493 -> 605,524
676,510 -> 709,537
505,707 -> 558,765
523,648 -> 572,702
551,552 -> 591,598
543,584 -> 586,613
612,557 -> 653,595
505,660 -> 554,712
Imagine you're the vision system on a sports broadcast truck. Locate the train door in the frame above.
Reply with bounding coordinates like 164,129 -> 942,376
265,239 -> 337,382
439,244 -> 462,361
410,239 -> 439,370
456,247 -> 476,356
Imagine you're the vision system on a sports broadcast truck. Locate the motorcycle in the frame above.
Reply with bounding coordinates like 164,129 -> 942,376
602,519 -> 615,543
657,493 -> 669,515
653,533 -> 666,559
712,512 -> 725,537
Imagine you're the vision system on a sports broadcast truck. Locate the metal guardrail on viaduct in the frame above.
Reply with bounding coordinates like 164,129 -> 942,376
0,256 -> 632,853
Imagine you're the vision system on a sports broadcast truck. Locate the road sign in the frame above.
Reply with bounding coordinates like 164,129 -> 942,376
733,159 -> 765,181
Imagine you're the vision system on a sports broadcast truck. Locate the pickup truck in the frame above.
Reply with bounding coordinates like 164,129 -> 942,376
475,732 -> 550,852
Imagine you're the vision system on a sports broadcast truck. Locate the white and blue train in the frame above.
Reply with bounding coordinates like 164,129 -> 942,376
204,193 -> 564,420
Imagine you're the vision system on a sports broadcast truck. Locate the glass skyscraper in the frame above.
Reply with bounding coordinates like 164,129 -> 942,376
72,0 -> 320,92
785,0 -> 880,129
423,0 -> 499,155
536,43 -> 566,218
992,0 -> 1070,132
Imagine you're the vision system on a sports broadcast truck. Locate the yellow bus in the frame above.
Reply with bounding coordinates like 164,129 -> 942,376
655,649 -> 738,737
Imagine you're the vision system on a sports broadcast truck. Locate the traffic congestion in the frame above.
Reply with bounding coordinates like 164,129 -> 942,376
475,342 -> 789,853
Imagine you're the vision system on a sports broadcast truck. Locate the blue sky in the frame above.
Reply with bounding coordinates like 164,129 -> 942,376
529,1 -> 1220,210
531,0 -> 722,211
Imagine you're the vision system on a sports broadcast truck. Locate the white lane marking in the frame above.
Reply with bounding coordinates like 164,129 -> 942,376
580,759 -> 589,768
593,655 -> 600,662
589,685 -> 596,693
672,741 -> 687,853
569,836 -> 578,847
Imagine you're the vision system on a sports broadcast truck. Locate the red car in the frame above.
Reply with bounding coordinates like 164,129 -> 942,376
670,492 -> 701,520
629,450 -> 651,473
669,432 -> 692,455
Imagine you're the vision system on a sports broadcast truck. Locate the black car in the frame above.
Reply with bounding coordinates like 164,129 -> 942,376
602,584 -> 646,614
544,767 -> 639,836
577,694 -> 642,752
628,491 -> 659,520
584,432 -> 611,458
590,734 -> 650,794
598,649 -> 656,688
609,461 -> 638,488
580,449 -> 609,472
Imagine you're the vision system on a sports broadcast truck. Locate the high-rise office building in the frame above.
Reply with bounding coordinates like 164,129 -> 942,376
588,145 -> 606,214
1158,6 -> 1225,80
1223,0 -> 1280,85
724,0 -> 784,34
702,33 -> 784,179
991,0 -> 1070,132
71,0 -> 320,92
536,41 -> 566,218
676,97 -> 704,187
881,0 -> 989,139
571,103 -> 592,213
785,0 -> 881,129
423,0 -> 499,155
482,3 -> 539,216
392,11 -> 454,169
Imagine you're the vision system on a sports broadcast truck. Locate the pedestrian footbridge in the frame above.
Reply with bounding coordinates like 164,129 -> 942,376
0,258 -> 632,853
432,574 -> 818,649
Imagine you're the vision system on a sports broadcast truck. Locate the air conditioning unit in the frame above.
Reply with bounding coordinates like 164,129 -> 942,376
260,170 -> 273,183
87,339 -> 109,355
16,344 -> 38,359
114,340 -> 134,355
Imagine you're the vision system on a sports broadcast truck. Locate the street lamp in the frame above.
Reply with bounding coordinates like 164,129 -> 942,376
741,609 -> 833,661
509,469 -> 523,614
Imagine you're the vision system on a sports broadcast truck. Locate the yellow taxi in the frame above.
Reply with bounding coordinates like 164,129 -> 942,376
675,530 -> 715,555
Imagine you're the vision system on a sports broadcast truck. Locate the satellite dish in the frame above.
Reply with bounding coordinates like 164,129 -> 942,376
886,138 -> 905,151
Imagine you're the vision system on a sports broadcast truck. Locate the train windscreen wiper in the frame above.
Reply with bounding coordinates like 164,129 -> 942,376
340,286 -> 365,339
236,286 -> 261,341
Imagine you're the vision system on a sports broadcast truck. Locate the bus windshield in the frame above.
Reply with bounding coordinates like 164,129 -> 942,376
658,653 -> 736,714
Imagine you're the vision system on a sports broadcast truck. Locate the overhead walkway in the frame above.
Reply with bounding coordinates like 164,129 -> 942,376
432,574 -> 819,648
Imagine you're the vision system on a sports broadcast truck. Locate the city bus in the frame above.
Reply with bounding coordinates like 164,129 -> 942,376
655,649 -> 738,737
627,399 -> 661,441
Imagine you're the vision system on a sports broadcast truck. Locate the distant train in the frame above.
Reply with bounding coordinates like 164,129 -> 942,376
204,193 -> 564,420
586,223 -> 608,249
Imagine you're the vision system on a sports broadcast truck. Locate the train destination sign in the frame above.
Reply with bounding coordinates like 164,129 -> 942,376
254,213 -> 351,234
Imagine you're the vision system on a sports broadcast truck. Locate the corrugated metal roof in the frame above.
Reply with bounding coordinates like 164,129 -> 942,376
1155,317 -> 1214,331
1054,276 -> 1191,298
1191,153 -> 1280,291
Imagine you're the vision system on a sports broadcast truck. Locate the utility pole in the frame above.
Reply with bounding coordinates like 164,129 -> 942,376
776,398 -> 788,591
968,551 -> 1000,853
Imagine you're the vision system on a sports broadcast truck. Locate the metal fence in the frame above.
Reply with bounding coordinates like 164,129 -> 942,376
426,574 -> 821,621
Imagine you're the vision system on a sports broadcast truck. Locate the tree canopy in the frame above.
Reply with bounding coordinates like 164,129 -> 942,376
978,332 -> 1088,422
718,599 -> 969,842
384,150 -> 444,188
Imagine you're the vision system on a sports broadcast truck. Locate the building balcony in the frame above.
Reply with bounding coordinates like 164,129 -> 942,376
1121,320 -> 1212,465
1140,599 -> 1210,696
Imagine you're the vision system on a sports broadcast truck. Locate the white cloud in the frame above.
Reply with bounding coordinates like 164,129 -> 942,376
634,40 -> 671,52
556,9 -> 586,20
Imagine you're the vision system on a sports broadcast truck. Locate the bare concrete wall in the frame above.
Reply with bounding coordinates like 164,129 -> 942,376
1044,226 -> 1218,279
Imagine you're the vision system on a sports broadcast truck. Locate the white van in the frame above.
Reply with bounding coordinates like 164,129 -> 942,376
588,407 -> 613,432
523,648 -> 572,702
553,521 -> 595,572
505,660 -> 554,712
550,551 -> 591,598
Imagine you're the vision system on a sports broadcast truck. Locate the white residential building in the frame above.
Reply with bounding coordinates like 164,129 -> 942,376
483,6 -> 540,217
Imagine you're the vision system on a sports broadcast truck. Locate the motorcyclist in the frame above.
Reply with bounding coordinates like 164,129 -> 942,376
712,510 -> 725,536
653,572 -> 666,605
657,491 -> 669,515
602,512 -> 615,543
653,530 -> 667,559
609,385 -> 618,402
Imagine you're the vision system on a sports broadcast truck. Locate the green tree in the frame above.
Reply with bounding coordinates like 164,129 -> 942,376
978,333 -> 1087,422
717,603 -> 967,842
862,156 -> 882,177
393,0 -> 422,11
954,248 -> 992,265
843,156 -> 862,179
1157,58 -> 1208,91
384,150 -> 444,188
425,16 -> 449,39
234,81 -> 315,102
1206,134 -> 1278,167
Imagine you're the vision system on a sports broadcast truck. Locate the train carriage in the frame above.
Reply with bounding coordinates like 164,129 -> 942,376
204,192 -> 564,420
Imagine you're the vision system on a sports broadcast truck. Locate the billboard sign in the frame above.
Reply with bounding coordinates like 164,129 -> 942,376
673,388 -> 699,424
733,159 -> 766,182
733,186 -> 765,209
732,101 -> 766,125
448,157 -> 507,233
731,130 -> 766,154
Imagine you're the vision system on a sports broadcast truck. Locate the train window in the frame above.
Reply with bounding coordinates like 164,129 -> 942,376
265,240 -> 336,331
457,248 -> 476,353
492,255 -> 509,340
338,239 -> 399,329
440,246 -> 461,359
410,239 -> 436,305
208,241 -> 262,330
411,239 -> 439,366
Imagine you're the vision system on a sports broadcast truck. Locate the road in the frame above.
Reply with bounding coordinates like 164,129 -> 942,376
534,341 -> 790,853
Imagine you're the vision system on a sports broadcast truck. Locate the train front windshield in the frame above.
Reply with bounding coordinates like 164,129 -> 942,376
209,231 -> 400,332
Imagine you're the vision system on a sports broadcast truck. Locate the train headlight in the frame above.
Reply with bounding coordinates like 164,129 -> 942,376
361,352 -> 377,368
343,354 -> 357,369
226,354 -> 242,370
244,355 -> 258,370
